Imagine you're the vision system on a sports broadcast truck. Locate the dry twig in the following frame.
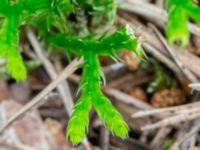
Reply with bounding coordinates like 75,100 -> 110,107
149,24 -> 198,83
170,123 -> 200,150
141,110 -> 200,130
27,29 -> 74,114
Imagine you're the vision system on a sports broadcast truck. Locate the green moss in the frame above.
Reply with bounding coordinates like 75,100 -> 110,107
166,0 -> 200,47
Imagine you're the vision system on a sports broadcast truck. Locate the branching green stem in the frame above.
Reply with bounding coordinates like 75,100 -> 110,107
49,26 -> 143,57
64,26 -> 142,144
67,52 -> 129,144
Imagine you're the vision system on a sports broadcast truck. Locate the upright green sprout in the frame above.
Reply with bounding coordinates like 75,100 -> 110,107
50,26 -> 143,144
0,0 -> 72,80
166,0 -> 200,47
0,16 -> 27,80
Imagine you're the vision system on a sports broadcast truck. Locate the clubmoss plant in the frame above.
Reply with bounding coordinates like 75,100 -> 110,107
166,0 -> 200,47
0,0 -> 197,144
0,0 -> 73,80
50,26 -> 143,144
0,0 -> 144,144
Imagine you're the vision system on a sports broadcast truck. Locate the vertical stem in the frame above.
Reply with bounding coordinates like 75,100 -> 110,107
81,52 -> 102,96
0,15 -> 20,47
0,15 -> 27,80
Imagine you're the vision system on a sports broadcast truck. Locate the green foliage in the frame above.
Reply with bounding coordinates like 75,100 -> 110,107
49,26 -> 144,57
0,0 -> 78,80
25,59 -> 42,72
74,0 -> 116,13
93,95 -> 129,137
65,26 -> 142,144
146,60 -> 177,93
166,0 -> 200,47
0,16 -> 26,80
163,138 -> 175,150
67,93 -> 92,144
0,0 -> 143,145
4,0 -> 198,144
